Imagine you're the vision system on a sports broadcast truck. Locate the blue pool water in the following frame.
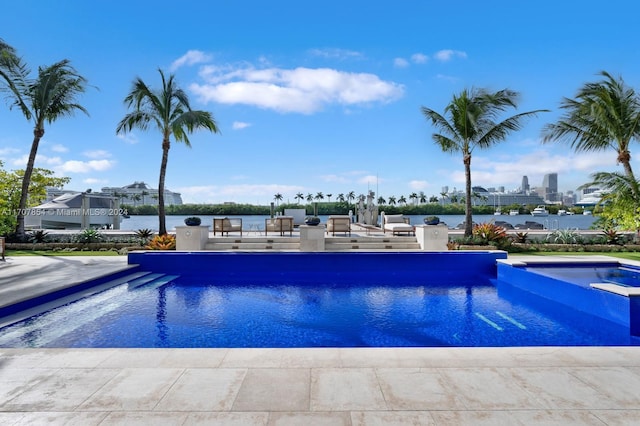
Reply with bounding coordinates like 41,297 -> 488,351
1,252 -> 638,348
0,275 -> 636,348
524,264 -> 640,288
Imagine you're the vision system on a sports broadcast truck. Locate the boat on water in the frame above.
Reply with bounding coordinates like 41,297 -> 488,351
557,209 -> 567,216
509,209 -> 519,216
531,205 -> 549,217
583,210 -> 593,216
24,192 -> 123,230
494,209 -> 502,216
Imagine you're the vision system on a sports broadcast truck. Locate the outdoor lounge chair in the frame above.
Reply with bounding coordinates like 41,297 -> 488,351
213,217 -> 243,235
326,215 -> 351,236
383,214 -> 414,236
265,216 -> 294,236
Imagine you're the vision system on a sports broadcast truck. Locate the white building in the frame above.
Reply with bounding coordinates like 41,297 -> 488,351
101,181 -> 183,206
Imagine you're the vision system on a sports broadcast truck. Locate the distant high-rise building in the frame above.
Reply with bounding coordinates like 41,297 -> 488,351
521,176 -> 530,193
542,173 -> 559,202
441,186 -> 449,194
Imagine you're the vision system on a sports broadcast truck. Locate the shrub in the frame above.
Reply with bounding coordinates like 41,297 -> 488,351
601,229 -> 623,245
513,232 -> 529,244
545,229 -> 581,244
184,216 -> 202,226
74,229 -> 104,243
28,230 -> 49,243
472,222 -> 509,248
146,234 -> 176,250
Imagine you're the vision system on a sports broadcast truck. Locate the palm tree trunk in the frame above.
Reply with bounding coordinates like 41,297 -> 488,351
15,128 -> 44,238
464,154 -> 473,238
621,159 -> 640,199
158,138 -> 170,235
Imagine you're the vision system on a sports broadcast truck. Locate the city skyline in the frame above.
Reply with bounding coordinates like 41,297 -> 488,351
1,1 -> 638,205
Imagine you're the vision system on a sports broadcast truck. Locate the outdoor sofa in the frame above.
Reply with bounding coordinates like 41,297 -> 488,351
326,215 -> 351,236
213,217 -> 243,235
383,214 -> 414,236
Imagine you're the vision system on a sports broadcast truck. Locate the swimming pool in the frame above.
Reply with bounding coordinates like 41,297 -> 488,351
0,252 -> 638,348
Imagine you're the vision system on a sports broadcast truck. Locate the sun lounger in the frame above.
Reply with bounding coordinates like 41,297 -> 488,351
265,216 -> 294,236
383,214 -> 414,236
326,215 -> 351,236
213,217 -> 243,235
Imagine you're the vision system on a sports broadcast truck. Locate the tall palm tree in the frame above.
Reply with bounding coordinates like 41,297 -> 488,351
419,191 -> 427,204
347,191 -> 356,207
306,193 -> 314,203
422,88 -> 546,236
377,196 -> 386,205
398,195 -> 407,206
1,48 -> 90,238
326,193 -> 332,202
273,193 -> 283,206
387,195 -> 397,206
295,192 -> 304,204
542,71 -> 640,199
409,192 -> 418,205
337,193 -> 345,203
315,192 -> 324,201
117,69 -> 219,235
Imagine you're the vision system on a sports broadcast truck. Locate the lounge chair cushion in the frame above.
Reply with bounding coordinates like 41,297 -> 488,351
384,214 -> 405,223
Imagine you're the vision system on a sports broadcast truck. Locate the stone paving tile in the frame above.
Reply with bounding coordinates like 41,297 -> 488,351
510,409 -> 609,425
350,410 -> 435,425
439,367 -> 546,410
232,368 -> 310,412
310,368 -> 387,411
99,411 -> 190,425
185,412 -> 269,425
221,348 -> 288,368
155,368 -> 247,411
78,368 -> 183,411
430,410 -> 525,425
507,367 -> 619,409
10,411 -> 109,425
31,348 -> 118,369
568,367 -> 640,408
0,368 -> 119,411
375,367 -> 466,410
0,367 -> 56,407
589,409 -> 640,425
267,411 -> 351,426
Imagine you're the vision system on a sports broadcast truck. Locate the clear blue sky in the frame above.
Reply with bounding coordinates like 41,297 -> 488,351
1,0 -> 639,204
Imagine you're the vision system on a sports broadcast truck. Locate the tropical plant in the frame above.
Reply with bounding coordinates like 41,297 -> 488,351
184,216 -> 201,226
542,71 -> 640,199
422,88 -> 547,237
545,229 -> 581,244
0,43 -> 90,239
582,171 -> 640,232
145,234 -> 176,250
28,229 -> 48,243
116,69 -> 219,235
472,222 -> 509,247
134,228 -> 154,242
513,232 -> 529,244
295,192 -> 304,204
273,193 -> 283,206
601,228 -> 624,245
74,229 -> 104,243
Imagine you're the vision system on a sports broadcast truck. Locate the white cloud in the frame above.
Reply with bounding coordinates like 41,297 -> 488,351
357,175 -> 382,186
83,150 -> 111,159
117,133 -> 139,144
434,49 -> 467,62
308,48 -> 363,60
83,178 -> 108,184
232,121 -> 252,130
411,53 -> 428,64
170,50 -> 213,71
51,144 -> 68,153
191,65 -> 404,114
12,154 -> 62,168
320,174 -> 349,184
177,183 -> 305,203
408,180 -> 430,190
58,159 -> 114,173
393,58 -> 409,68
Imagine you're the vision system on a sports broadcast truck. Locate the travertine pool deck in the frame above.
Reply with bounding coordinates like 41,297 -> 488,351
1,255 -> 639,425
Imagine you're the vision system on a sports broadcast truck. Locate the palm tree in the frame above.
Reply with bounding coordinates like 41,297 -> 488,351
295,192 -> 304,204
347,191 -> 356,208
419,191 -> 427,204
273,193 -> 283,206
422,88 -> 546,236
542,71 -> 640,199
377,196 -> 386,205
315,192 -> 324,201
306,193 -> 314,203
337,193 -> 345,203
398,195 -> 407,206
388,195 -> 397,206
326,193 -> 332,202
440,191 -> 448,206
1,49 -> 91,238
429,195 -> 439,203
116,69 -> 219,235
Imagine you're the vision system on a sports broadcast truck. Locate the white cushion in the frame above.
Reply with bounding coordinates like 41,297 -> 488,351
385,214 -> 405,224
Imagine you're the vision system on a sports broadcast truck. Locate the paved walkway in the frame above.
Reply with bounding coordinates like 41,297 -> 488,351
0,255 -> 639,425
